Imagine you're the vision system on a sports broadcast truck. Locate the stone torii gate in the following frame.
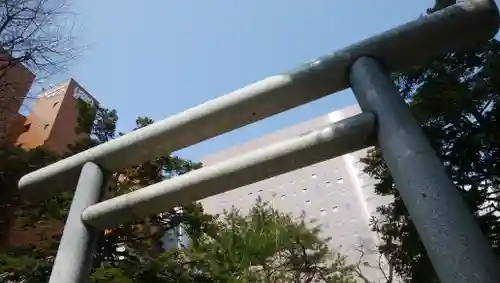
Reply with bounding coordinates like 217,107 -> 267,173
18,1 -> 500,283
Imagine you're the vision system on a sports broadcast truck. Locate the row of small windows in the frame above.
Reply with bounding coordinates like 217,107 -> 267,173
222,196 -> 340,215
285,172 -> 330,184
247,177 -> 344,198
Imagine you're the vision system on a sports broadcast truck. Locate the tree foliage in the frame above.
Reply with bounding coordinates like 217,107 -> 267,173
90,198 -> 356,283
184,198 -> 355,283
361,2 -> 500,282
0,0 -> 77,79
0,146 -> 57,248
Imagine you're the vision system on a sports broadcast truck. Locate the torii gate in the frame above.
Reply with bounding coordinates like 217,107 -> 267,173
18,1 -> 500,283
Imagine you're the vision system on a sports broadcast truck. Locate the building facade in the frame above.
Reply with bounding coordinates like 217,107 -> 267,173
13,78 -> 98,156
199,105 -> 393,282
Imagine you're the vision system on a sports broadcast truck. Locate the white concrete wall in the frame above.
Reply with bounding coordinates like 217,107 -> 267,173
199,104 -> 394,282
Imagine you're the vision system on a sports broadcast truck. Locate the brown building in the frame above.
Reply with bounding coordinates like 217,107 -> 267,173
13,78 -> 98,156
4,112 -> 27,146
0,53 -> 35,146
1,78 -> 99,249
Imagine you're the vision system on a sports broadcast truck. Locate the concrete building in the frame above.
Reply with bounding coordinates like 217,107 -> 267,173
0,54 -> 35,146
199,104 -> 393,282
13,78 -> 98,156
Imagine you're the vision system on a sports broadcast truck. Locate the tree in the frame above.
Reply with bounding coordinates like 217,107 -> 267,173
0,0 -> 80,139
361,1 -> 500,282
90,198 -> 357,283
0,146 -> 57,246
0,0 -> 77,78
184,198 -> 356,283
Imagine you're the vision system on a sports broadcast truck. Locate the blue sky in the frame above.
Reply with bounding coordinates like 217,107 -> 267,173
41,0 -> 433,161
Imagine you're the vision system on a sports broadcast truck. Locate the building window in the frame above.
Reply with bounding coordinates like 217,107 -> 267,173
337,177 -> 344,184
23,123 -> 31,132
53,101 -> 59,108
44,124 -> 49,130
280,194 -> 285,200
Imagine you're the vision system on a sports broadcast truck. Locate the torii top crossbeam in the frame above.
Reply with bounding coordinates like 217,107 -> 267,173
19,1 -> 499,199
